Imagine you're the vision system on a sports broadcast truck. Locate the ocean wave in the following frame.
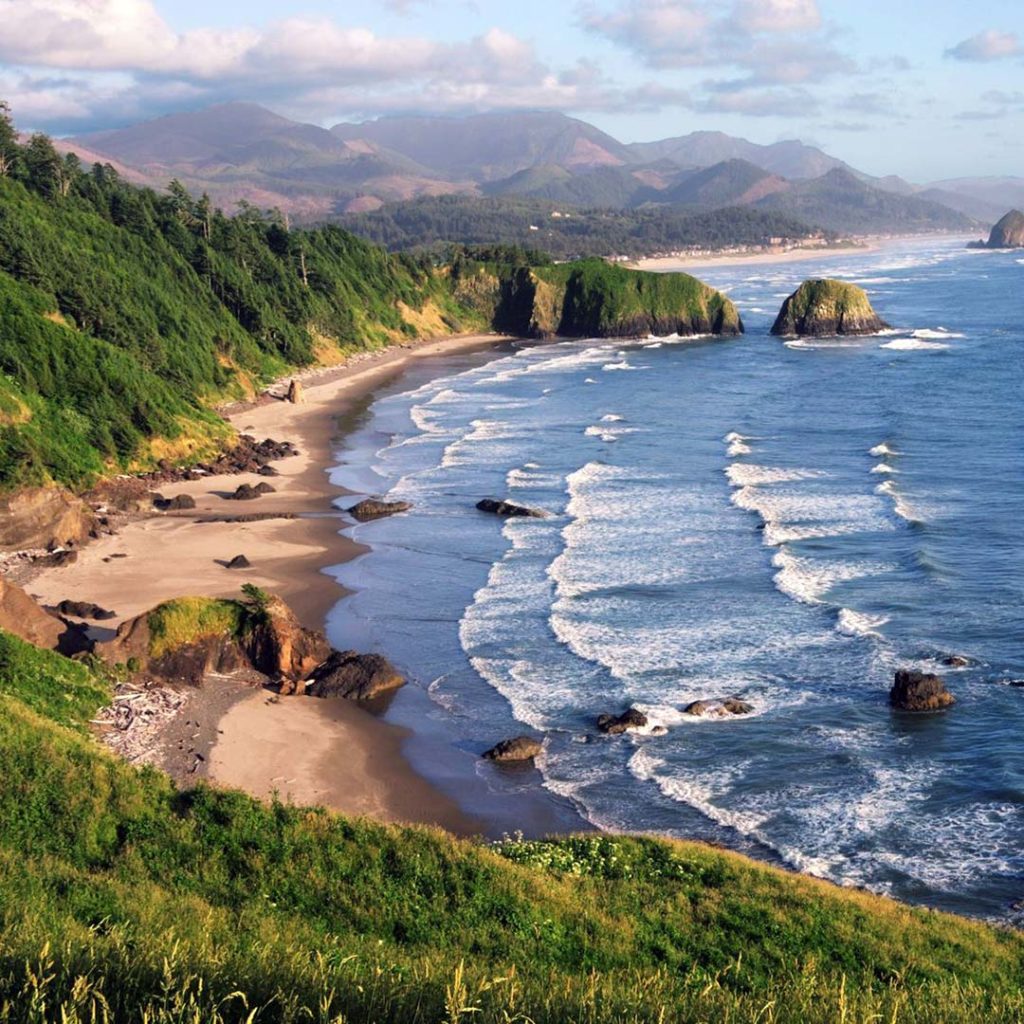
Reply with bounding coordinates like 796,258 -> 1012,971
913,328 -> 965,340
601,413 -> 624,422
881,338 -> 950,351
602,361 -> 638,371
836,608 -> 890,638
870,463 -> 898,474
725,463 -> 828,487
869,442 -> 899,457
875,479 -> 923,524
772,549 -> 895,605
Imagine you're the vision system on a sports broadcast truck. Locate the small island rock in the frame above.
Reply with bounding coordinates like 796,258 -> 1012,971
890,669 -> 956,711
973,209 -> 1024,249
771,279 -> 890,337
482,736 -> 543,762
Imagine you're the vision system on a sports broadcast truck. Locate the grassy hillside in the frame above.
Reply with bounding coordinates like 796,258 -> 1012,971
0,629 -> 1021,1022
0,125 -> 477,491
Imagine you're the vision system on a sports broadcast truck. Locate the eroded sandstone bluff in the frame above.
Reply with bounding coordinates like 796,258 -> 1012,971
770,279 -> 889,337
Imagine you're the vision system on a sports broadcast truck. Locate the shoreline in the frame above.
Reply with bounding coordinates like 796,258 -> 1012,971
629,232 -> 972,272
28,330 -> 519,836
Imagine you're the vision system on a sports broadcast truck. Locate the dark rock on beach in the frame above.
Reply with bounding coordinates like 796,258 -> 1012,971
225,555 -> 251,569
229,483 -> 263,501
348,499 -> 413,522
55,599 -> 116,621
306,650 -> 406,701
597,707 -> 648,734
476,498 -> 547,518
482,736 -> 543,762
890,669 -> 956,711
155,493 -> 196,511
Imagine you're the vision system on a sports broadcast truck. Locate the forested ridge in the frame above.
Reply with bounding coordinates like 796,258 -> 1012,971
0,102 -> 476,491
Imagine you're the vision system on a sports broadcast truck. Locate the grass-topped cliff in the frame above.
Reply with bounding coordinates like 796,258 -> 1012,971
771,278 -> 889,337
453,255 -> 742,339
0,109 -> 739,500
0,628 -> 1021,1022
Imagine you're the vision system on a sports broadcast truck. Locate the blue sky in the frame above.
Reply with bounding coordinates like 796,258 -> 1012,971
1,0 -> 1021,181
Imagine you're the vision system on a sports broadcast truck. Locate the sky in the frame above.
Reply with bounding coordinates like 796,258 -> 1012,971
0,0 -> 1021,181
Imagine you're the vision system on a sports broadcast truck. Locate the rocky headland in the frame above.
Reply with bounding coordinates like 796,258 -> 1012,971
770,279 -> 889,337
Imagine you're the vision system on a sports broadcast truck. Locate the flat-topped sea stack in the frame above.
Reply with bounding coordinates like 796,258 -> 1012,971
771,279 -> 889,337
972,209 -> 1024,249
481,259 -> 743,339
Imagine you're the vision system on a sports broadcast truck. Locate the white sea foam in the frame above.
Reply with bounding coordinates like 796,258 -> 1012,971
727,440 -> 752,456
836,608 -> 890,638
869,443 -> 899,457
870,463 -> 898,474
881,338 -> 950,351
913,328 -> 964,339
725,463 -> 828,487
875,479 -> 922,523
602,361 -> 637,371
772,549 -> 894,605
601,414 -> 624,422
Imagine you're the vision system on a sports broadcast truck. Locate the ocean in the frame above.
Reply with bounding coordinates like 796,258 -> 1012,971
327,237 -> 1024,921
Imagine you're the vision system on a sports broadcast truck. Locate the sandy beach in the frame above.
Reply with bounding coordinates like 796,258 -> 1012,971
27,331 -> 510,833
629,242 -> 874,272
630,233 -> 973,273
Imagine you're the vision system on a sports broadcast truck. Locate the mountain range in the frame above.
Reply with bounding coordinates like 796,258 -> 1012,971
60,102 -> 1023,237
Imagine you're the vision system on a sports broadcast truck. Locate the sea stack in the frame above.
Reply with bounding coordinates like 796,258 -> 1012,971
979,209 -> 1024,249
770,279 -> 889,337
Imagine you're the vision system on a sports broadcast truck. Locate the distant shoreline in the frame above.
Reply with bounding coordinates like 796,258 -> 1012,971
628,233 -> 973,272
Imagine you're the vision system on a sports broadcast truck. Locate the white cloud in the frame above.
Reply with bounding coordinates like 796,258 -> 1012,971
733,0 -> 821,34
945,30 -> 1021,63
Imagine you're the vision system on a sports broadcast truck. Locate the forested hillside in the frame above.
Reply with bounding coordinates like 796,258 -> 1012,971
343,194 -> 825,259
0,105 -> 477,491
0,105 -> 745,498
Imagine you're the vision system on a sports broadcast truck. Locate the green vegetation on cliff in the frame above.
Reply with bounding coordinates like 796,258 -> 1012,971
483,258 -> 742,338
0,107 -> 744,497
0,109 -> 476,492
771,278 -> 889,337
0,629 -> 1022,1021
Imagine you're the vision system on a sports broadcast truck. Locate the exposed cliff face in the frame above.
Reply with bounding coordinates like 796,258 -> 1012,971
983,209 -> 1024,248
0,487 -> 96,553
770,279 -> 889,337
492,260 -> 742,340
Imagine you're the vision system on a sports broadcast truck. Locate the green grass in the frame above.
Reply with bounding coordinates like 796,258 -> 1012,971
0,629 -> 1021,1021
146,597 -> 247,659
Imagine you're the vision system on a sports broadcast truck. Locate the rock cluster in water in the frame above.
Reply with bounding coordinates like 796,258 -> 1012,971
770,279 -> 889,337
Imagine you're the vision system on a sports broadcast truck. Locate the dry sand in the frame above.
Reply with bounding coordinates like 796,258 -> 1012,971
29,332 -> 508,832
629,242 -> 875,272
